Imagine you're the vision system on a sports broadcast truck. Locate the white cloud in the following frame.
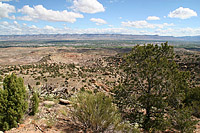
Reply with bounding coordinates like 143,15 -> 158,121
109,0 -> 118,3
122,20 -> 174,29
0,21 -> 200,36
0,0 -> 12,1
18,5 -> 84,23
168,7 -> 197,19
90,18 -> 107,25
72,0 -> 105,14
0,2 -> 15,19
109,0 -> 124,4
2,21 -> 9,25
30,25 -> 37,29
9,15 -> 15,19
147,16 -> 160,20
154,27 -> 200,37
13,20 -> 18,25
68,27 -> 137,34
44,25 -> 56,30
18,15 -> 33,21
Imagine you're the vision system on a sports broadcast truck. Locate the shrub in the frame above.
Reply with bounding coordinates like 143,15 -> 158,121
184,86 -> 200,118
0,76 -> 3,82
70,91 -> 137,132
36,81 -> 40,85
0,73 -> 28,131
29,91 -> 39,116
170,107 -> 198,133
46,112 -> 57,128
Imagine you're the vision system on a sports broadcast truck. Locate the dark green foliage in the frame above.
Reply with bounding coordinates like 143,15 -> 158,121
36,81 -> 40,85
0,76 -> 3,82
70,91 -> 138,133
0,73 -> 28,131
184,86 -> 200,118
170,107 -> 198,133
68,63 -> 75,69
113,42 -> 197,132
29,91 -> 39,116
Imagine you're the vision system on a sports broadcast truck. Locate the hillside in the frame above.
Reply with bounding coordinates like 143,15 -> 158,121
0,46 -> 200,132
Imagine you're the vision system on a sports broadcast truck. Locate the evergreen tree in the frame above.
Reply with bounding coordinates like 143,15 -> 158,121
0,73 -> 28,131
29,91 -> 39,116
113,42 -> 197,132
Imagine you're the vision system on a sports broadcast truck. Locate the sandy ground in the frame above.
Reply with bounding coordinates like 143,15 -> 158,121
0,47 -> 117,65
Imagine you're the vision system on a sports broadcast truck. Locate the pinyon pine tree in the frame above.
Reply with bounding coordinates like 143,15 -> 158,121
113,42 -> 197,132
0,73 -> 28,131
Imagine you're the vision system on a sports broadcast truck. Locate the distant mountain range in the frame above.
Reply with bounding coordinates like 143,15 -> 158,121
0,34 -> 200,41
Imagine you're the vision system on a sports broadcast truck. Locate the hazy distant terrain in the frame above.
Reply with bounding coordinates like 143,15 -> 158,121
1,34 -> 200,41
0,34 -> 200,50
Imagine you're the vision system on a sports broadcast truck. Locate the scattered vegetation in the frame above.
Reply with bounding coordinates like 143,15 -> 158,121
0,44 -> 199,132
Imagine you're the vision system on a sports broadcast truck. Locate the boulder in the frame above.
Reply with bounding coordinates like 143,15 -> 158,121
43,101 -> 55,106
59,99 -> 71,105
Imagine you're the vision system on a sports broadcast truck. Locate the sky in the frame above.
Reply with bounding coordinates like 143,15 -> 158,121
0,0 -> 199,36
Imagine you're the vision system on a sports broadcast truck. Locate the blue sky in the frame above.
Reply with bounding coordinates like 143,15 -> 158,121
0,0 -> 199,36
